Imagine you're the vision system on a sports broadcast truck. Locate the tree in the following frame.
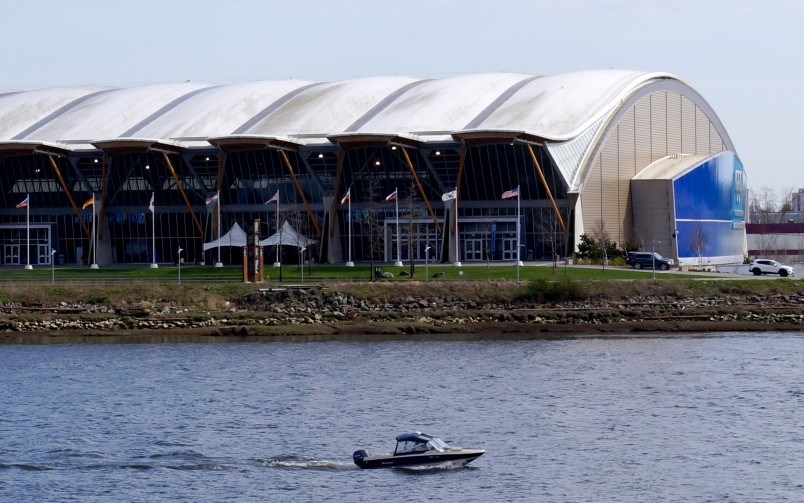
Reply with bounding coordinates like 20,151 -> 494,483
590,220 -> 624,265
286,209 -> 313,275
752,185 -> 795,222
689,220 -> 709,267
540,211 -> 561,270
576,234 -> 601,261
779,186 -> 794,222
363,179 -> 384,281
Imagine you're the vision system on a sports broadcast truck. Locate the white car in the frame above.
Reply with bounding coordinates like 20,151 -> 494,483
749,259 -> 795,277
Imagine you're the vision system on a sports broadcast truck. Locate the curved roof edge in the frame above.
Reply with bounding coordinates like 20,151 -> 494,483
633,153 -> 713,180
570,77 -> 735,193
0,72 -> 730,158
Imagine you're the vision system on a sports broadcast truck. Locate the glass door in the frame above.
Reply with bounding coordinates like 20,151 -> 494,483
4,244 -> 20,265
501,238 -> 518,261
463,238 -> 484,260
38,244 -> 51,265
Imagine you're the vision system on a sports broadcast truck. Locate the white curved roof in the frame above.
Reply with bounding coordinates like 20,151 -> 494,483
241,76 -> 420,137
132,80 -> 316,140
468,70 -> 675,141
0,86 -> 115,140
0,70 -> 686,147
21,82 -> 213,142
352,73 -> 534,136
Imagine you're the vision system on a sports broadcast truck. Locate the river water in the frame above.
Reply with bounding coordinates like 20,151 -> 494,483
2,332 -> 803,502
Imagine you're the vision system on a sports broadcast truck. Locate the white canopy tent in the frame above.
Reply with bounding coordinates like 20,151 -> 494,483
202,222 -> 248,251
202,220 -> 316,256
260,221 -> 318,248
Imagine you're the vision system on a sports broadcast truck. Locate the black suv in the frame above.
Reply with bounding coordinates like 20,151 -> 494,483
626,252 -> 674,270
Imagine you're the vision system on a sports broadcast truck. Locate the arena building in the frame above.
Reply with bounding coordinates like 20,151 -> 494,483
0,70 -> 746,268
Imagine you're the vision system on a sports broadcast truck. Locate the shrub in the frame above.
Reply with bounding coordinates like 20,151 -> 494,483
526,278 -> 588,303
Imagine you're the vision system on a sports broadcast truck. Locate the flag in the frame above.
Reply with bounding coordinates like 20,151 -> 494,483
16,196 -> 29,209
340,189 -> 350,206
441,189 -> 457,202
205,192 -> 219,205
82,196 -> 94,210
385,190 -> 397,201
502,186 -> 520,199
265,190 -> 279,204
148,192 -> 155,213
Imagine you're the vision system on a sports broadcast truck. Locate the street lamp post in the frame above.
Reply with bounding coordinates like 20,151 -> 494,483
300,246 -> 307,283
425,245 -> 431,281
178,247 -> 183,284
51,249 -> 56,285
652,238 -> 661,279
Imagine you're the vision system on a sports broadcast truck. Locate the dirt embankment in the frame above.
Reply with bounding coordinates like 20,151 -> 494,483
1,280 -> 802,344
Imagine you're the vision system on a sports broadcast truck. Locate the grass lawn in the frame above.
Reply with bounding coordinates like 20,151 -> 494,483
0,261 -> 709,285
0,261 -> 800,308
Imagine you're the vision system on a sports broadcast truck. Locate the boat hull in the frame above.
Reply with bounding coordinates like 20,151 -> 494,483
353,448 -> 484,469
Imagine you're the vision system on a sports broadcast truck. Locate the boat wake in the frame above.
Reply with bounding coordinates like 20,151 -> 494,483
1,450 -> 354,472
257,455 -> 354,471
396,460 -> 479,472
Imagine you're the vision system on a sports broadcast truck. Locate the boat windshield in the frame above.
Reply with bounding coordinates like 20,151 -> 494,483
426,438 -> 448,452
395,440 -> 430,455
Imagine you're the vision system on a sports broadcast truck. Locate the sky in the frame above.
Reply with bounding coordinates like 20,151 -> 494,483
2,0 -> 801,201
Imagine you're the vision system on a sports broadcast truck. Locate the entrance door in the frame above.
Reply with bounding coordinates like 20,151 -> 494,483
4,244 -> 20,265
501,238 -> 518,261
38,244 -> 51,265
463,238 -> 484,261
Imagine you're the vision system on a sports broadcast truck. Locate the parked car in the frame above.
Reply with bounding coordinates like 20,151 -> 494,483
626,252 -> 674,270
748,259 -> 794,277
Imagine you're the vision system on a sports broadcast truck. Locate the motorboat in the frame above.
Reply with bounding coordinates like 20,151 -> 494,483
353,432 -> 484,469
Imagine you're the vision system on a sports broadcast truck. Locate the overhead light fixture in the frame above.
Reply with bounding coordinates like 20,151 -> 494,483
375,160 -> 381,166
391,146 -> 397,150
93,158 -> 99,163
435,150 -> 441,156
205,156 -> 210,161
318,153 -> 324,158
145,165 -> 150,170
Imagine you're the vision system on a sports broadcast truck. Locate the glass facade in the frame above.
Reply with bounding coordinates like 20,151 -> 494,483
0,141 -> 571,266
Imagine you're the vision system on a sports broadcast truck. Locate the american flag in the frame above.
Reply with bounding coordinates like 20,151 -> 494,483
501,186 -> 520,199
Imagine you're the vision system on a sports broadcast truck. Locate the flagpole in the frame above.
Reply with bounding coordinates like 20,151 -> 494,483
90,193 -> 98,269
150,192 -> 158,269
516,187 -> 522,280
273,194 -> 281,267
214,194 -> 223,267
346,189 -> 354,267
24,194 -> 32,270
453,187 -> 461,267
394,187 -> 402,266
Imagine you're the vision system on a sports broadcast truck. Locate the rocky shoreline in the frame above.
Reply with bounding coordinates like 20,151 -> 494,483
2,281 -> 803,344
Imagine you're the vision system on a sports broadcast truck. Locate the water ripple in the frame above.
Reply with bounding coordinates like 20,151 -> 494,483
2,333 -> 803,502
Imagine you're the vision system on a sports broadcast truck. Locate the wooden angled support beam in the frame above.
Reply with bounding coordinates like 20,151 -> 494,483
98,155 -> 108,239
329,149 -> 344,239
279,149 -> 321,238
526,144 -> 566,233
163,152 -> 205,238
452,144 -> 467,236
48,155 -> 91,239
399,146 -> 441,234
